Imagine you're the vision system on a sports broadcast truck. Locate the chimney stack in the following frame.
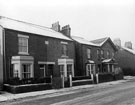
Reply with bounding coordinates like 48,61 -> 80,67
125,41 -> 132,49
61,25 -> 71,37
52,22 -> 60,32
113,38 -> 121,47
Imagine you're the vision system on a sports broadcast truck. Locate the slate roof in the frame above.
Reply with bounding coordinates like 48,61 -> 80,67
71,36 -> 99,46
0,16 -> 72,41
90,37 -> 109,46
122,47 -> 135,55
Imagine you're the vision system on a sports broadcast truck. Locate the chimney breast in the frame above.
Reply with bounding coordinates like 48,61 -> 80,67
52,22 -> 60,32
125,41 -> 132,49
61,25 -> 71,37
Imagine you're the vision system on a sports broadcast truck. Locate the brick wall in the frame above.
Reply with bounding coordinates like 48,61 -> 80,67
74,40 -> 116,76
4,29 -> 75,82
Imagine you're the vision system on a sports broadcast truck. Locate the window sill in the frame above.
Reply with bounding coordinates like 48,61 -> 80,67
18,52 -> 29,55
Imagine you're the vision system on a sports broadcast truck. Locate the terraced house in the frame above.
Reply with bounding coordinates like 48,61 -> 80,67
0,16 -> 75,88
72,36 -> 118,77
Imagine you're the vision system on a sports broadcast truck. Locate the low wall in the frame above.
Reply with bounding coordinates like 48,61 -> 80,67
4,83 -> 52,94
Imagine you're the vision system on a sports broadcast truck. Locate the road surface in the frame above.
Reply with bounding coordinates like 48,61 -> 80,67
1,79 -> 135,105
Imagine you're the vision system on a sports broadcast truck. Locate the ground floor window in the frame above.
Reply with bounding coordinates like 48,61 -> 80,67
100,63 -> 115,73
86,64 -> 95,76
59,64 -> 74,77
59,65 -> 64,77
13,64 -> 19,78
11,56 -> 34,79
67,64 -> 72,77
22,64 -> 31,79
39,64 -> 54,77
58,59 -> 74,77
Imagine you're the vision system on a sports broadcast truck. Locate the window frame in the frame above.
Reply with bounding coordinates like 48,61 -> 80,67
97,49 -> 100,59
101,50 -> 104,58
61,43 -> 68,57
107,50 -> 110,58
87,48 -> 91,59
18,34 -> 29,55
21,64 -> 31,79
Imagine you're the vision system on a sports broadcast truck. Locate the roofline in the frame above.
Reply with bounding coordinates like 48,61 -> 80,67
5,28 -> 73,42
122,47 -> 135,55
71,36 -> 99,47
0,16 -> 73,41
0,16 -> 51,29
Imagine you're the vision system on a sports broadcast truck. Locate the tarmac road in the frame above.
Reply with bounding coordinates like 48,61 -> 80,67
1,78 -> 135,105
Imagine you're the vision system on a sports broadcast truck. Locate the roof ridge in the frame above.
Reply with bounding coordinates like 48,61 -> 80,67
0,16 -> 53,30
0,16 -> 70,37
0,16 -> 72,41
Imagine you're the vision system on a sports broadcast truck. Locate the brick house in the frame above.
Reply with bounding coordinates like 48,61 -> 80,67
114,41 -> 135,75
91,37 -> 118,74
0,16 -> 75,85
72,36 -> 118,76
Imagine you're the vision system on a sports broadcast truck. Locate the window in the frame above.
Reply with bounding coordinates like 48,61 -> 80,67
97,49 -> 100,59
62,44 -> 67,56
101,50 -> 104,58
86,64 -> 91,76
67,64 -> 72,77
18,35 -> 29,54
112,52 -> 114,57
86,64 -> 95,76
107,51 -> 110,58
59,65 -> 64,76
87,48 -> 91,59
22,64 -> 31,79
13,64 -> 19,77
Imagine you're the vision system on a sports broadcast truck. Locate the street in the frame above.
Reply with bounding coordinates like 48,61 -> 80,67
1,78 -> 135,105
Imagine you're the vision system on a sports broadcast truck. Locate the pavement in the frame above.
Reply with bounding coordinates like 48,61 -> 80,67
0,76 -> 134,102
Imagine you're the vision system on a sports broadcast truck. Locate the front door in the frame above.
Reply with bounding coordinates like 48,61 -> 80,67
39,64 -> 46,77
86,64 -> 91,76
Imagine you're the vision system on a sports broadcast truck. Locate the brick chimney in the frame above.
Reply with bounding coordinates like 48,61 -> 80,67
125,41 -> 132,49
52,22 -> 60,32
113,38 -> 121,47
61,25 -> 71,37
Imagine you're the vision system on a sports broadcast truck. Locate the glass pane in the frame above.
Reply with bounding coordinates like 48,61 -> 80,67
67,64 -> 72,77
22,64 -> 31,79
18,37 -> 28,53
59,65 -> 64,76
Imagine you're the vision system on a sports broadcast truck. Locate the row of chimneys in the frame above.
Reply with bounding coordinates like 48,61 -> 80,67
51,22 -> 71,37
113,38 -> 133,49
52,22 -> 133,49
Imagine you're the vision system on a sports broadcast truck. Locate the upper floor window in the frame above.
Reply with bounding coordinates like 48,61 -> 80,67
107,51 -> 110,58
18,34 -> 29,54
87,48 -> 91,59
61,42 -> 68,56
112,52 -> 114,58
101,50 -> 104,58
97,49 -> 100,59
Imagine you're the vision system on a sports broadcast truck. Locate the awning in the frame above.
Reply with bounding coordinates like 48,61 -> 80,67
102,58 -> 117,64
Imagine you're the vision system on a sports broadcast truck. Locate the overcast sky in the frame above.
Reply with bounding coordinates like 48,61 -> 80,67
0,0 -> 135,48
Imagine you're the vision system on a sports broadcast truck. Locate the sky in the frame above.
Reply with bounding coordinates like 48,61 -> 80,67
0,0 -> 135,49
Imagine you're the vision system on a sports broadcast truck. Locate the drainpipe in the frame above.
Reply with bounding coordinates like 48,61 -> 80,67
3,28 -> 6,83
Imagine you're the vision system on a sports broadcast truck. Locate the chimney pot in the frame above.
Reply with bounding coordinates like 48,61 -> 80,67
61,25 -> 71,37
125,41 -> 132,49
52,21 -> 60,32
